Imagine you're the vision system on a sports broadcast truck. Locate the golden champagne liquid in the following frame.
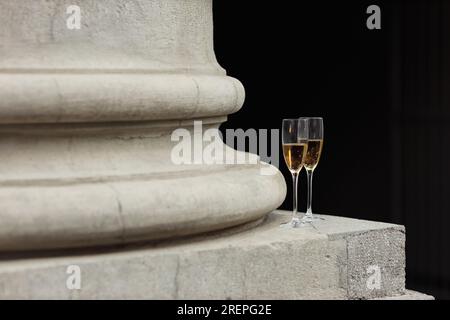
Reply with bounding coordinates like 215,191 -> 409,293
304,139 -> 323,170
283,143 -> 307,172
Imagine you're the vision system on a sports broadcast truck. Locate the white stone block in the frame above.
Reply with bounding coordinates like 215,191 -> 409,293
0,211 -> 409,299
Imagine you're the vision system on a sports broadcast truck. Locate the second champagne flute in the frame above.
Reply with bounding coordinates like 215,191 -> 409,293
302,117 -> 324,223
281,118 -> 308,227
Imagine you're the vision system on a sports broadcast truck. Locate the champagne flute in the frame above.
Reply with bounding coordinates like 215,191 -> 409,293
302,117 -> 324,223
281,119 -> 308,228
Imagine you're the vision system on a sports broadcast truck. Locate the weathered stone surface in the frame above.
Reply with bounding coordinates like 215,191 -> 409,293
314,215 -> 406,299
0,211 -> 410,299
346,229 -> 405,299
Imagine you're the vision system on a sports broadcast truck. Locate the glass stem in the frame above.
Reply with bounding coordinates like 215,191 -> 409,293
306,169 -> 314,216
292,172 -> 300,221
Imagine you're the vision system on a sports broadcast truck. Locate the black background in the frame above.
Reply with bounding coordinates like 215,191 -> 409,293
214,0 -> 450,299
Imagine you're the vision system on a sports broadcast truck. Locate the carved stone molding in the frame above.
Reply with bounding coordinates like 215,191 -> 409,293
0,0 -> 286,251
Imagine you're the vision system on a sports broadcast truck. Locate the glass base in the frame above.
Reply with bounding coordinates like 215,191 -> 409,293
280,214 -> 325,229
300,213 -> 325,223
280,217 -> 304,228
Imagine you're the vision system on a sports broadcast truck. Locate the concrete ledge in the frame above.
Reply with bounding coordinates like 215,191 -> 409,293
0,211 -> 407,299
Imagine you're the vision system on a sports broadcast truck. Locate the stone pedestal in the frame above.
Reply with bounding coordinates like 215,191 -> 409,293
0,211 -> 433,299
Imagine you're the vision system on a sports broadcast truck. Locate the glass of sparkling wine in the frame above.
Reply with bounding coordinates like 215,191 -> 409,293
281,118 -> 308,228
302,117 -> 324,223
